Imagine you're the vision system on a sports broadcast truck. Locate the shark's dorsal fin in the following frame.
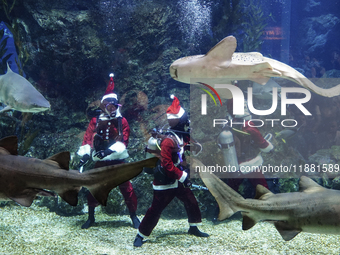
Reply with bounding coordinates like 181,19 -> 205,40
44,151 -> 70,170
299,176 -> 325,193
6,62 -> 13,73
205,35 -> 236,65
0,136 -> 18,155
274,221 -> 302,241
254,185 -> 274,200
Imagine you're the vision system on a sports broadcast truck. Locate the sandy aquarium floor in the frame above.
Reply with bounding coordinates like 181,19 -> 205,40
0,205 -> 339,255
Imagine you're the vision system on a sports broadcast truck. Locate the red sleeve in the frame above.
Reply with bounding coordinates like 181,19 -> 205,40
243,122 -> 269,149
81,117 -> 97,147
121,117 -> 130,147
160,138 -> 184,180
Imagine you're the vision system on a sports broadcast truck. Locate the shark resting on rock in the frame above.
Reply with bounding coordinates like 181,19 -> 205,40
170,35 -> 340,98
193,158 -> 340,241
0,136 -> 158,207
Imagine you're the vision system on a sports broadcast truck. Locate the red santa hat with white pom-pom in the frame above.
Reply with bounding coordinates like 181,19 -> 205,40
104,73 -> 115,95
166,94 -> 185,119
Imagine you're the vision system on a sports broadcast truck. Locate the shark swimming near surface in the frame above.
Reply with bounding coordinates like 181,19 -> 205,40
0,136 -> 158,207
170,35 -> 340,98
0,64 -> 50,113
193,158 -> 340,241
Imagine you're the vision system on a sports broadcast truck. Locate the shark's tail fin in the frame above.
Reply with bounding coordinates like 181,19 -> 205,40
85,157 -> 158,206
194,158 -> 244,220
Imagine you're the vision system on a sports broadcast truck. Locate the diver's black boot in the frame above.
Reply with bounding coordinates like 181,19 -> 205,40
130,212 -> 140,229
188,226 -> 209,237
133,234 -> 144,247
81,206 -> 95,229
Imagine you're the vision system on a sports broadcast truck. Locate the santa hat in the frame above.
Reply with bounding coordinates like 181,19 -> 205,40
104,73 -> 115,95
166,95 -> 185,119
101,93 -> 118,105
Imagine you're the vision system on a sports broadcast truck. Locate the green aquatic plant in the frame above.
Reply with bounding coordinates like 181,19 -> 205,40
240,0 -> 267,52
212,0 -> 267,52
1,0 -> 16,21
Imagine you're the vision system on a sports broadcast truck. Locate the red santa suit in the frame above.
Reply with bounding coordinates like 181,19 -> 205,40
137,134 -> 202,238
137,96 -> 202,239
79,103 -> 137,213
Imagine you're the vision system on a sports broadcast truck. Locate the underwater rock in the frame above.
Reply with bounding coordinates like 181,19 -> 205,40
300,14 -> 340,55
332,176 -> 340,190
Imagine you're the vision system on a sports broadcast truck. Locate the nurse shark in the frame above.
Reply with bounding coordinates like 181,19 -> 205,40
195,157 -> 340,241
0,64 -> 50,113
0,136 -> 158,207
170,35 -> 340,98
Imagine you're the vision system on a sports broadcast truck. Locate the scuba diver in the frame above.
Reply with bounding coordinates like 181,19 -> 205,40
218,98 -> 273,195
133,95 -> 209,247
77,74 -> 140,229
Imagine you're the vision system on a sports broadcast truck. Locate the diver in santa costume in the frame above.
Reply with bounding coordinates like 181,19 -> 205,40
133,95 -> 209,247
77,73 -> 140,229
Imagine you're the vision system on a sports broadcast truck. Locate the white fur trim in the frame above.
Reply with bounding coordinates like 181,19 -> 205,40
77,144 -> 91,156
92,141 -> 129,161
167,107 -> 185,119
170,94 -> 175,99
259,141 -> 274,153
108,141 -> 126,154
109,73 -> 114,77
137,230 -> 148,238
101,93 -> 118,103
189,222 -> 202,226
239,154 -> 263,174
153,180 -> 178,190
179,171 -> 187,183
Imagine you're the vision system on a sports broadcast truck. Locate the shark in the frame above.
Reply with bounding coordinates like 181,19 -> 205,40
0,136 -> 158,207
194,158 -> 340,241
0,64 -> 50,113
170,35 -> 340,98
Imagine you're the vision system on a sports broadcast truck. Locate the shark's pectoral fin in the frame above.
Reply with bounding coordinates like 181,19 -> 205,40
59,188 -> 81,206
8,188 -> 55,207
10,196 -> 35,207
250,63 -> 282,85
274,221 -> 302,241
242,214 -> 257,230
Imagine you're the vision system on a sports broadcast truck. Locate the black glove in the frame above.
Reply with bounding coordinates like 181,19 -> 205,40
183,177 -> 192,188
78,154 -> 90,168
94,149 -> 114,159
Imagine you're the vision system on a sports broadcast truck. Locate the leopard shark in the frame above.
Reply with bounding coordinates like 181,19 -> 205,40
194,158 -> 340,241
0,136 -> 158,207
0,64 -> 50,113
170,35 -> 340,98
